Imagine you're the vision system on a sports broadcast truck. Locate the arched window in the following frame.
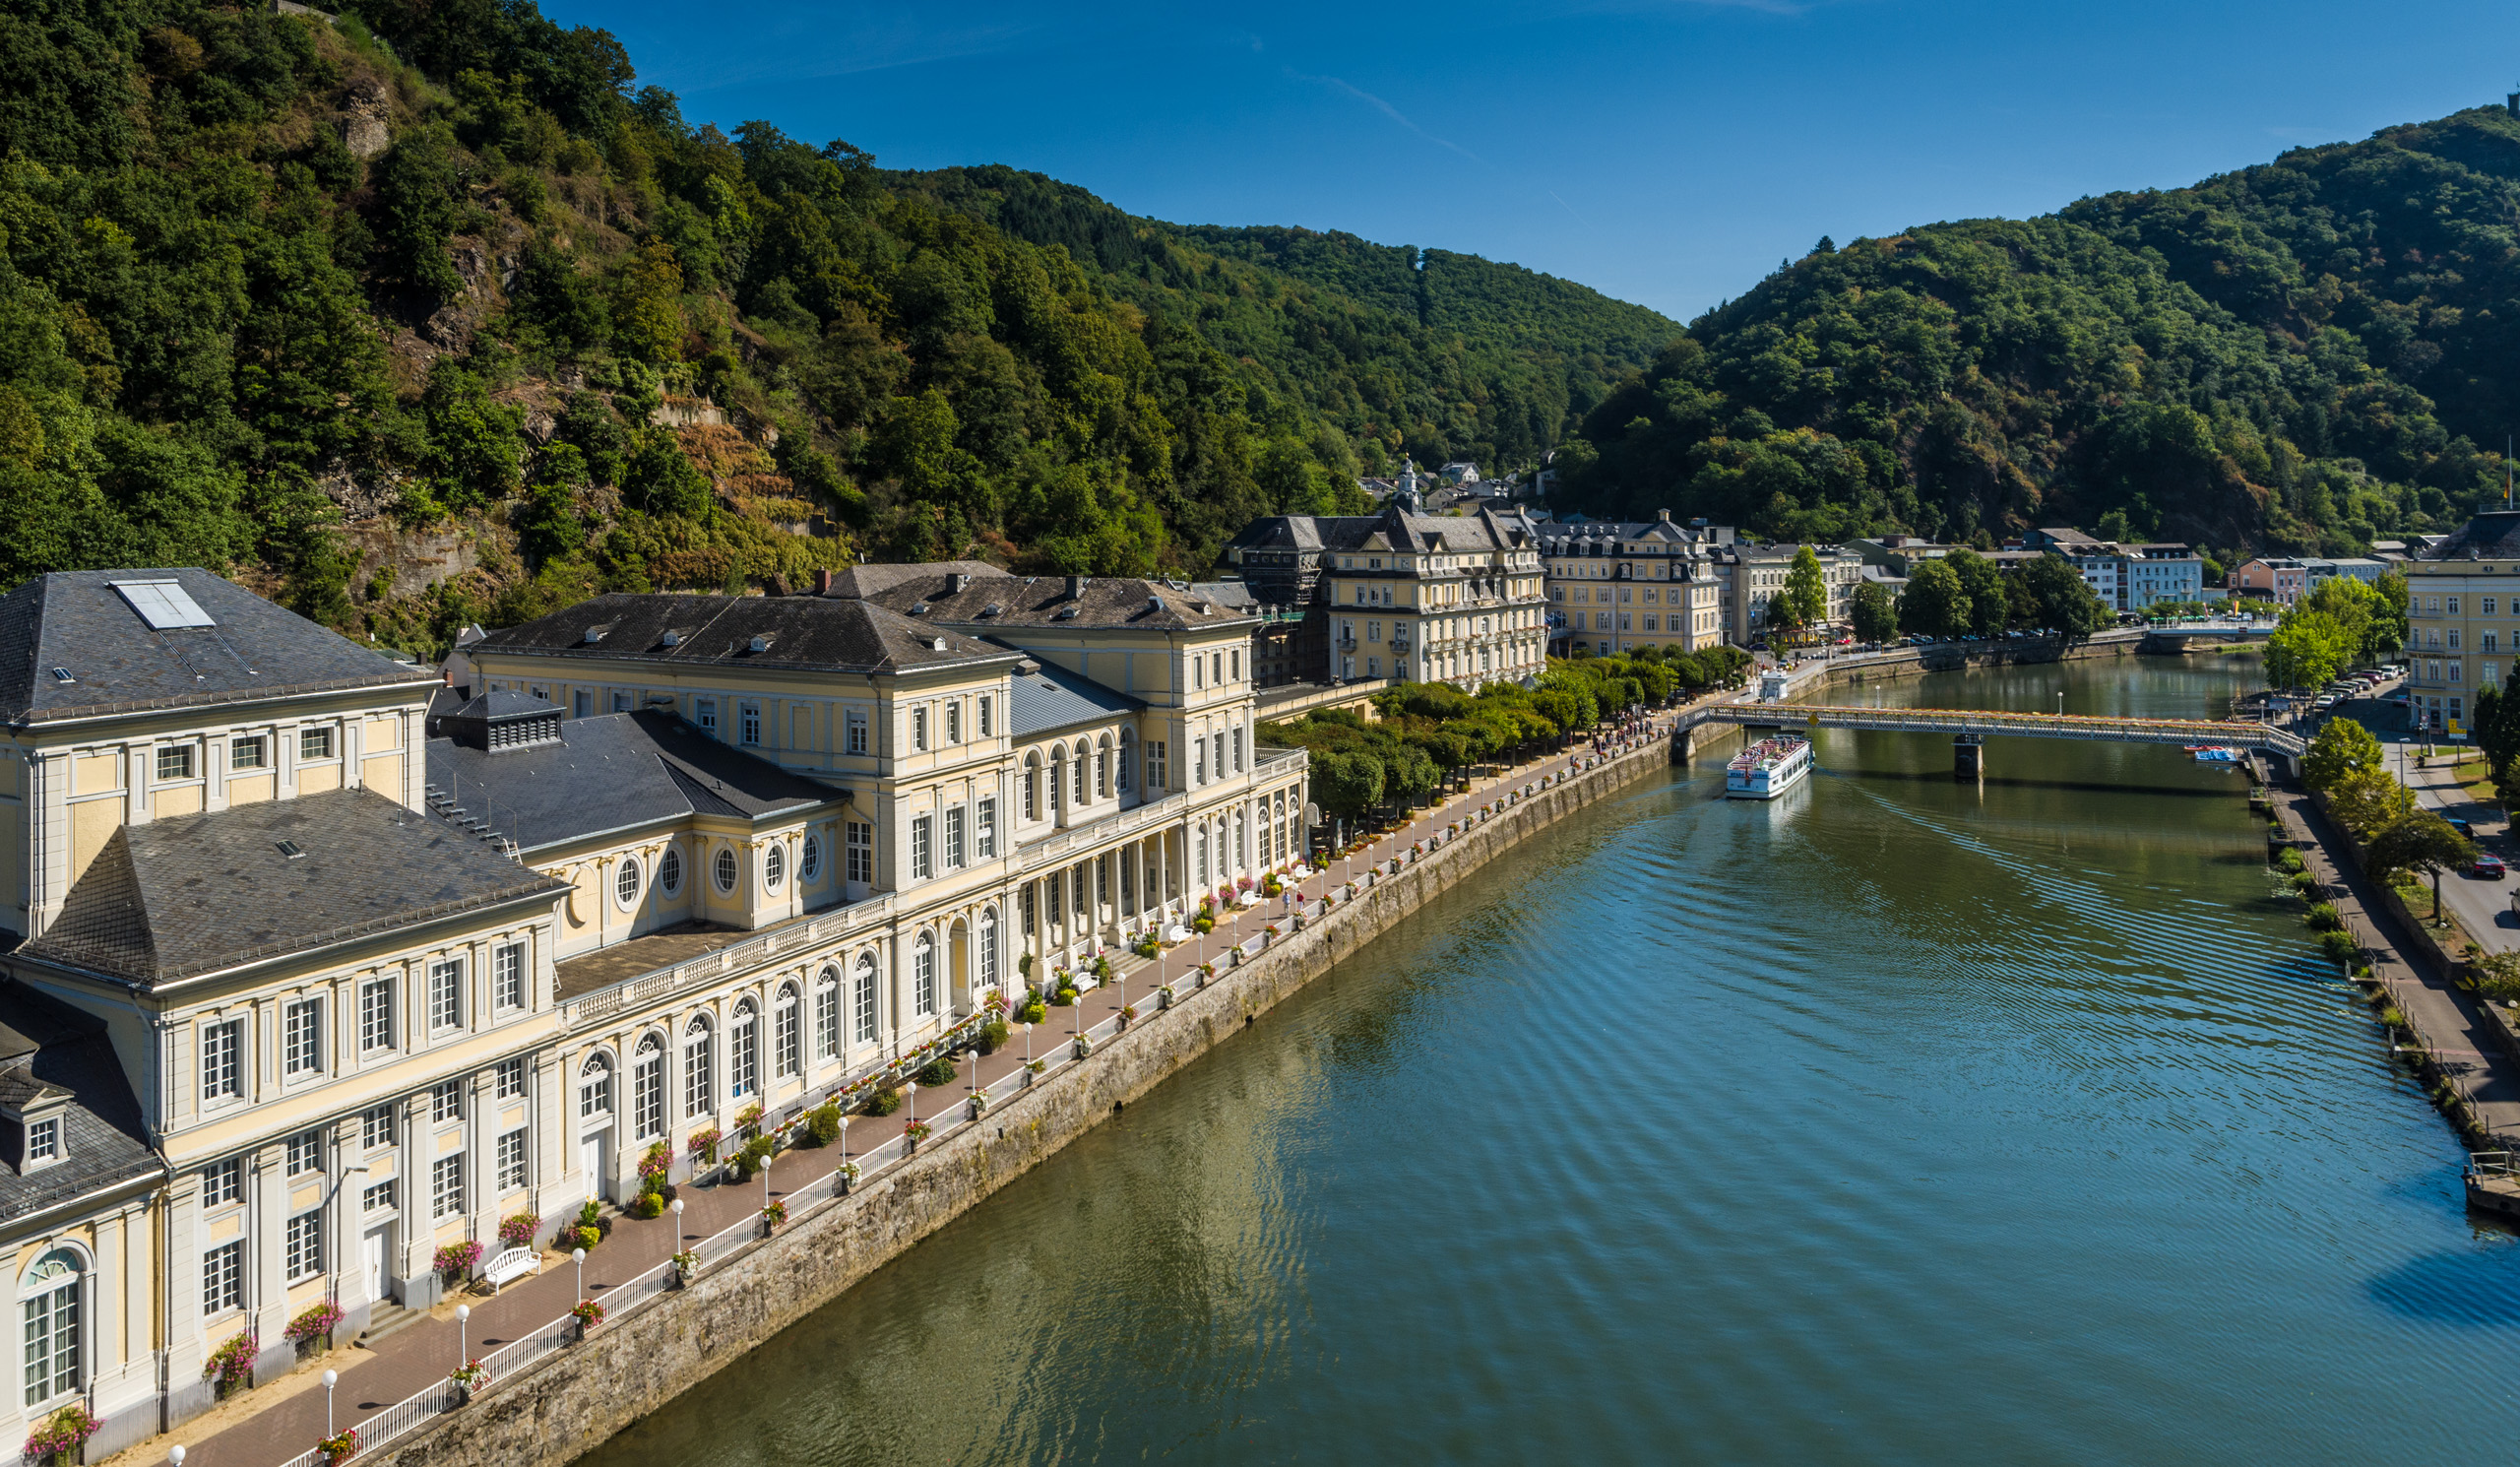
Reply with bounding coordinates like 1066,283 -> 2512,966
1072,741 -> 1090,804
914,932 -> 936,1017
614,857 -> 642,909
729,999 -> 760,1098
1024,753 -> 1041,820
682,1015 -> 714,1118
633,1034 -> 665,1138
774,983 -> 801,1078
714,847 -> 738,894
978,908 -> 1000,988
1196,822 -> 1209,888
20,1248 -> 82,1408
659,846 -> 683,896
579,1051 -> 613,1118
1116,730 -> 1135,794
814,967 -> 841,1060
852,953 -> 879,1046
1048,749 -> 1065,812
764,844 -> 786,892
799,834 -> 822,883
1096,736 -> 1111,798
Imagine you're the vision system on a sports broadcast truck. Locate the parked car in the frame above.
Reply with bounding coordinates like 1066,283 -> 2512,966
2449,817 -> 2476,838
2472,853 -> 2506,879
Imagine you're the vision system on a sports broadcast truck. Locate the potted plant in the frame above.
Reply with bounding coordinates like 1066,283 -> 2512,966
969,1088 -> 990,1117
687,1126 -> 724,1168
1159,984 -> 1176,1008
204,1328 -> 258,1399
733,1102 -> 766,1137
834,1162 -> 860,1195
570,1299 -> 605,1338
25,1404 -> 97,1466
1026,1058 -> 1045,1075
284,1301 -> 344,1357
450,1358 -> 489,1403
671,1248 -> 699,1285
319,1427 -> 359,1466
1073,1034 -> 1094,1060
902,1119 -> 932,1152
498,1212 -> 539,1251
1118,1004 -> 1137,1029
761,1199 -> 788,1234
433,1241 -> 481,1290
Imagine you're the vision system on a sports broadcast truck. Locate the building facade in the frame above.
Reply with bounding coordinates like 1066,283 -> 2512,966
2399,512 -> 2520,732
1535,513 -> 1730,658
1716,543 -> 1865,645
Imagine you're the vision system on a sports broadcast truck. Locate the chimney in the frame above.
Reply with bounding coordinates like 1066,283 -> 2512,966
950,572 -> 971,595
1066,575 -> 1088,600
1658,508 -> 1673,522
815,568 -> 835,596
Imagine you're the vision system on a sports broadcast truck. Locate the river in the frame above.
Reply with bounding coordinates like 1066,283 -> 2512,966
579,652 -> 2520,1466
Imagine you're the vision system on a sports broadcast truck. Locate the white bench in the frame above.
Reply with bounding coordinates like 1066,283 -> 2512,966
480,1247 -> 539,1294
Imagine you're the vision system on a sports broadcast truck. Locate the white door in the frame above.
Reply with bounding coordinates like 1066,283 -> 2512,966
582,1130 -> 609,1202
362,1226 -> 391,1304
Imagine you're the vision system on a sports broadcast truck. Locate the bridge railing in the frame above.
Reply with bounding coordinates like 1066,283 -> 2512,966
1686,703 -> 2302,756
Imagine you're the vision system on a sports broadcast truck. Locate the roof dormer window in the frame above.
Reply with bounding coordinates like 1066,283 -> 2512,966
25,1117 -> 57,1168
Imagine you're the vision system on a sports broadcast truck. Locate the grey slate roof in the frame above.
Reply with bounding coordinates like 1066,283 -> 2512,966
848,573 -> 1248,631
472,593 -> 1012,674
0,568 -> 431,724
822,561 -> 1000,599
1189,580 -> 1257,611
2427,510 -> 2520,559
1003,655 -> 1142,737
1226,504 -> 1537,560
22,790 -> 568,987
426,708 -> 842,853
0,984 -> 160,1225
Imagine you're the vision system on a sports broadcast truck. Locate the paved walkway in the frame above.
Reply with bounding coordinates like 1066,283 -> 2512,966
138,703 -> 1695,1467
2270,776 -> 2520,1143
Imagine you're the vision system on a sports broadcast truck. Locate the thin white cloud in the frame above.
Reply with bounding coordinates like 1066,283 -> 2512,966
1292,72 -> 1485,163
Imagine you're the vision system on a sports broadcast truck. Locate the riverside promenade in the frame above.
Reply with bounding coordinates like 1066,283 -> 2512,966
125,703 -> 1694,1467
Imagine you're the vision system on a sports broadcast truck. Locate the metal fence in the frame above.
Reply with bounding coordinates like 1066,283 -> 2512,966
259,740 -> 1638,1467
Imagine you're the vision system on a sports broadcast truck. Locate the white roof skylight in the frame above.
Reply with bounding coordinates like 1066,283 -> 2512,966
111,580 -> 216,630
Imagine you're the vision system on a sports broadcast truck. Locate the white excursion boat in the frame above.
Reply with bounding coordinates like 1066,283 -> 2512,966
1726,734 -> 1812,799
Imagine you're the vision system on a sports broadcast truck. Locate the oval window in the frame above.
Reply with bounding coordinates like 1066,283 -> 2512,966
714,847 -> 738,893
799,834 -> 821,883
659,847 -> 683,895
765,844 -> 786,892
614,857 -> 642,909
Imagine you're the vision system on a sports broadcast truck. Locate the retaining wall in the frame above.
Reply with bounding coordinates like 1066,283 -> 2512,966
372,738 -> 1679,1467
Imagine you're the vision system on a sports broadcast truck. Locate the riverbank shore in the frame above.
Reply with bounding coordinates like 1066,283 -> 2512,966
146,713 -> 1687,1467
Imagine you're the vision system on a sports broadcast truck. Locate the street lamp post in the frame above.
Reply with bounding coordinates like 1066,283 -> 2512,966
322,1369 -> 338,1438
168,1447 -> 183,1467
1021,1022 -> 1032,1070
670,1197 -> 684,1262
906,1080 -> 917,1127
572,1245 -> 585,1303
456,1304 -> 469,1365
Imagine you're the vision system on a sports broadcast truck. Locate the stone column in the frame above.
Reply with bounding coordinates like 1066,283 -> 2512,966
161,1171 -> 213,1430
394,1093 -> 430,1307
249,1142 -> 288,1380
330,1113 -> 371,1336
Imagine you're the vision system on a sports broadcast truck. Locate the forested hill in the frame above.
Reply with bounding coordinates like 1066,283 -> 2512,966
889,166 -> 1681,477
1561,106 -> 2520,568
0,0 -> 1676,659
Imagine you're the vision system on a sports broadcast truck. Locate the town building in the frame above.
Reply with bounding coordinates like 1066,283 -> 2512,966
1715,542 -> 1865,645
2398,512 -> 2520,732
1535,513 -> 1731,658
2230,557 -> 2308,605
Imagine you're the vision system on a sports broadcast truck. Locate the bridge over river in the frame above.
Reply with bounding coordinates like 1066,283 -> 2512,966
1679,702 -> 2304,777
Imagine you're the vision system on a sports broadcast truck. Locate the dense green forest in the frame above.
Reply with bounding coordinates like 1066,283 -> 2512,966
0,0 -> 1677,655
1561,107 -> 2520,567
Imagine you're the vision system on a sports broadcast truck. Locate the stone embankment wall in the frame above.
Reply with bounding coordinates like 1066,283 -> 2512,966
375,737 -> 1679,1467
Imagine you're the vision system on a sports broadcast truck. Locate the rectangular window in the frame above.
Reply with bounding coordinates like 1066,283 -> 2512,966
2449,596 -> 2463,615
1234,727 -> 1245,774
574,689 -> 592,719
203,1240 -> 244,1316
684,1030 -> 713,1118
913,706 -> 929,751
285,1210 -> 324,1281
496,1128 -> 527,1193
493,942 -> 525,1011
846,708 -> 868,754
854,963 -> 878,1045
299,726 -> 334,761
2488,597 -> 2502,616
427,959 -> 464,1032
284,1129 -> 322,1176
229,734 -> 266,770
26,1119 -> 56,1164
977,695 -> 992,737
203,1158 -> 242,1206
739,702 -> 761,746
1194,739 -> 1206,786
430,1153 -> 465,1219
976,798 -> 997,859
816,981 -> 841,1059
361,1180 -> 397,1214
944,806 -> 966,869
359,979 -> 396,1052
635,1051 -> 663,1138
496,1057 -> 526,1099
283,1000 -> 322,1077
430,1079 -> 464,1124
611,690 -> 631,714
946,701 -> 961,744
156,744 -> 194,782
911,814 -> 932,880
1147,740 -> 1166,791
776,997 -> 799,1077
201,1019 -> 242,1103
361,1104 -> 395,1152
846,821 -> 873,883
696,698 -> 719,736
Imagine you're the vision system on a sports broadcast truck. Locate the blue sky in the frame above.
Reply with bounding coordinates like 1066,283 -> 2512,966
543,0 -> 2520,322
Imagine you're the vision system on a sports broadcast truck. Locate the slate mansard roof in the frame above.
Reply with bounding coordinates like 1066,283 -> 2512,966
426,708 -> 842,853
474,594 -> 1013,674
1227,504 -> 1537,562
2426,510 -> 2520,561
0,568 -> 433,724
845,572 -> 1250,632
22,789 -> 569,988
0,984 -> 161,1225
1005,656 -> 1142,738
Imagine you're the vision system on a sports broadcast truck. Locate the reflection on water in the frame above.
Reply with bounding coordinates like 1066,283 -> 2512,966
582,653 -> 2520,1467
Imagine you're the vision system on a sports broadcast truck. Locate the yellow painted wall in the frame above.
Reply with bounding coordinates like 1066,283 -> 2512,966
364,717 -> 401,750
69,798 -> 121,882
300,763 -> 342,795
155,785 -> 203,819
361,753 -> 401,794
73,751 -> 120,797
228,772 -> 276,806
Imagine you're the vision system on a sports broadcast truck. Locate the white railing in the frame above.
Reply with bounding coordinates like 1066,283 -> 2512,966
1019,791 -> 1190,870
561,892 -> 900,1027
261,740 -> 1643,1467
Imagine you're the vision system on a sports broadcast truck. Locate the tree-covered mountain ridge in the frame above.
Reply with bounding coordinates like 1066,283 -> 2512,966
0,0 -> 1679,658
1564,105 -> 2520,568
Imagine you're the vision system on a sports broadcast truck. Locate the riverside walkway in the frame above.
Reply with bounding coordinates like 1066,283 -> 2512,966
122,706 -> 1686,1467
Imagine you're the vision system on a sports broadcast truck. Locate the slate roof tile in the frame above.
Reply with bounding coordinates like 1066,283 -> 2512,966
472,594 -> 1009,673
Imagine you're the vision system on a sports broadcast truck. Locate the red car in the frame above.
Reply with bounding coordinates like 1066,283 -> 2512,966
2472,853 -> 2507,880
